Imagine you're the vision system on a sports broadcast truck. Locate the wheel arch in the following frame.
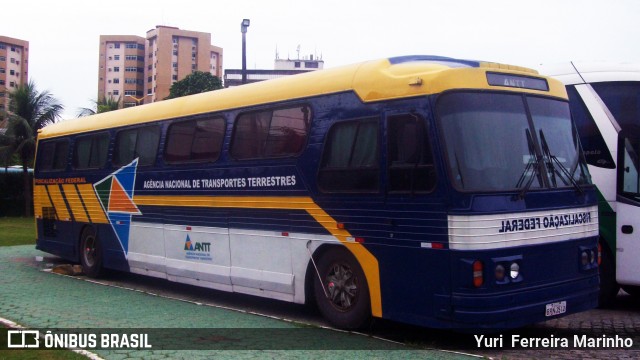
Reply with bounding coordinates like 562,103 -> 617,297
304,243 -> 377,313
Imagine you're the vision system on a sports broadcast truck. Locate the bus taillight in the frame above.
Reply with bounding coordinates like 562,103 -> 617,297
598,242 -> 602,266
473,260 -> 483,287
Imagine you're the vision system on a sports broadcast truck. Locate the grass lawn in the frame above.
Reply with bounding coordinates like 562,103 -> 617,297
0,217 -> 35,247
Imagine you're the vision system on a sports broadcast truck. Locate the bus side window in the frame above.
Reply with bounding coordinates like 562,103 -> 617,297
165,117 -> 225,163
318,118 -> 379,193
39,140 -> 69,172
113,126 -> 160,167
264,107 -> 309,156
387,114 -> 436,193
73,132 -> 110,169
230,105 -> 310,160
591,81 -> 640,130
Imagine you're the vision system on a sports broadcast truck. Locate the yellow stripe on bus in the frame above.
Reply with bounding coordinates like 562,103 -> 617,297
305,205 -> 383,318
134,194 -> 383,318
76,184 -> 109,224
33,185 -> 52,219
62,184 -> 90,223
46,185 -> 71,221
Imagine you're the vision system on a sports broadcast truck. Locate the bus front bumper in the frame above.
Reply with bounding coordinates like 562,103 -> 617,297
447,275 -> 599,330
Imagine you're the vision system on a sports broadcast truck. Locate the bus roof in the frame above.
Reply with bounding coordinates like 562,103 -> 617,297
40,55 -> 568,139
539,61 -> 640,85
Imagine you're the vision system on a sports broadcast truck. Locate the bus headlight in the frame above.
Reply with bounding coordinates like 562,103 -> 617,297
581,251 -> 589,266
495,264 -> 506,281
510,262 -> 520,279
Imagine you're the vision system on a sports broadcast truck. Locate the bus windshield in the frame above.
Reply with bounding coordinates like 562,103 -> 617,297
437,92 -> 590,192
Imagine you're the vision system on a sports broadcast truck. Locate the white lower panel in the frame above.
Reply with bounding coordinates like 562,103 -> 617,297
166,274 -> 233,292
127,221 -> 337,303
230,266 -> 294,294
166,258 -> 231,285
232,284 -> 295,302
229,228 -> 295,295
130,266 -> 166,279
127,252 -> 166,276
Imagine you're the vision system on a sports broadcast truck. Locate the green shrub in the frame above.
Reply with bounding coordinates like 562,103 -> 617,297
0,168 -> 32,217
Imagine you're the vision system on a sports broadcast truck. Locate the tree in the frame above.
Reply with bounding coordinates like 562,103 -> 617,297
0,80 -> 64,216
77,95 -> 121,117
166,71 -> 223,99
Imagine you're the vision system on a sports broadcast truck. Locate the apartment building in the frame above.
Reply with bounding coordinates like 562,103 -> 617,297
0,35 -> 29,129
98,26 -> 223,108
146,26 -> 223,102
98,35 -> 146,107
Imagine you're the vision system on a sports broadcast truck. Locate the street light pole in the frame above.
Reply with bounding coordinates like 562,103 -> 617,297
241,19 -> 250,84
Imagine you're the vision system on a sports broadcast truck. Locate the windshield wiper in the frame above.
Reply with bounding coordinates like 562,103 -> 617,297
539,130 -> 584,195
515,129 -> 541,199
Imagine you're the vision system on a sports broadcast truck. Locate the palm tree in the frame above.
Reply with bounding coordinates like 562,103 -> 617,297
0,80 -> 64,217
77,95 -> 121,117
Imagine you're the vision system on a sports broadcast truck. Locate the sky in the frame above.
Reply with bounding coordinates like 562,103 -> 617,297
3,0 -> 640,119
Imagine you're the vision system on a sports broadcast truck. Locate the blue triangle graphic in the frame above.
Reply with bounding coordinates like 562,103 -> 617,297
113,158 -> 138,199
93,158 -> 141,257
108,213 -> 132,254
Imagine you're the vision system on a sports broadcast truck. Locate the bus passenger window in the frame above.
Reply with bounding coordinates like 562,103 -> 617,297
165,117 -> 225,163
264,107 -> 309,156
318,118 -> 379,192
113,126 -> 160,166
231,105 -> 310,160
38,140 -> 69,172
73,133 -> 110,169
387,114 -> 436,193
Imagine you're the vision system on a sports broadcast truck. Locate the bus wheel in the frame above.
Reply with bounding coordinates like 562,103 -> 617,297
598,241 -> 619,307
313,247 -> 371,330
80,227 -> 103,278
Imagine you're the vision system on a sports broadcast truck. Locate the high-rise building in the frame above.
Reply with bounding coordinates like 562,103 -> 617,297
98,35 -> 146,107
146,26 -> 223,102
0,35 -> 29,130
97,26 -> 223,108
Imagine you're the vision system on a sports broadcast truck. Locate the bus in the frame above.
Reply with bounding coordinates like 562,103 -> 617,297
539,62 -> 640,306
33,55 -> 599,331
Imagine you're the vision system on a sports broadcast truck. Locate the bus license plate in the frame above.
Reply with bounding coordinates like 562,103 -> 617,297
545,301 -> 567,317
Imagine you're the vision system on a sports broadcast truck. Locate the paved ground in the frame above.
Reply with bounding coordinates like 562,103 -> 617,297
0,245 -> 476,360
2,244 -> 639,359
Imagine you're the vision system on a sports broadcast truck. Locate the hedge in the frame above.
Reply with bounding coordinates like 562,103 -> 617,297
0,168 -> 32,217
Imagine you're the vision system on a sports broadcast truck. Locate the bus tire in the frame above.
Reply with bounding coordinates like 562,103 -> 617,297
80,227 -> 103,278
313,247 -> 371,330
598,241 -> 619,307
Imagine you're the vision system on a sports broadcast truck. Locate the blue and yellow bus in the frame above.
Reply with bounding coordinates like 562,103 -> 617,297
34,56 -> 599,330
